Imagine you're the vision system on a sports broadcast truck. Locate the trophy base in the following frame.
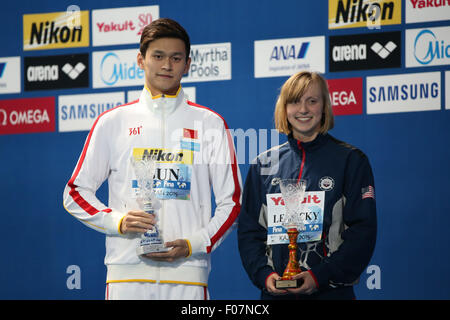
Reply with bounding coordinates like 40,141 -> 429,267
275,278 -> 304,289
136,243 -> 170,256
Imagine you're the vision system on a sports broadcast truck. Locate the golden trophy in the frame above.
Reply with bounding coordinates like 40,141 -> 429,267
275,179 -> 307,289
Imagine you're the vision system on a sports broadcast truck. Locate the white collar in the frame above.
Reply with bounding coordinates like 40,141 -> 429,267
142,85 -> 183,116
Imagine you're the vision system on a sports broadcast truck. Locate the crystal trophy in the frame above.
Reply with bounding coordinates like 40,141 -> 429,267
131,156 -> 169,255
275,179 -> 307,289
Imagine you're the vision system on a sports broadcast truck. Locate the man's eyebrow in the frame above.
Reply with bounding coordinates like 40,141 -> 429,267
151,49 -> 185,56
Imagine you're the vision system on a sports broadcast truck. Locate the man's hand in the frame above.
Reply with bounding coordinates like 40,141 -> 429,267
120,210 -> 156,234
145,239 -> 190,262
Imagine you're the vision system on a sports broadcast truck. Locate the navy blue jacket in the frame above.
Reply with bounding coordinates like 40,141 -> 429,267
237,133 -> 377,299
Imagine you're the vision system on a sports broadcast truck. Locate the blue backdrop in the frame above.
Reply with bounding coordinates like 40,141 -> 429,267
0,0 -> 449,300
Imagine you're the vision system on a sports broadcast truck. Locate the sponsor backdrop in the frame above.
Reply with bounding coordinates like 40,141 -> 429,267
0,0 -> 449,300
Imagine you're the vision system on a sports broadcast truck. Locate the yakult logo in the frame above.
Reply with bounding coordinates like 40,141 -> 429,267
0,97 -> 55,135
270,194 -> 322,206
92,5 -> 159,46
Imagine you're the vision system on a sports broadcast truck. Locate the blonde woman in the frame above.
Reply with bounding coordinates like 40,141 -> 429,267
238,71 -> 377,300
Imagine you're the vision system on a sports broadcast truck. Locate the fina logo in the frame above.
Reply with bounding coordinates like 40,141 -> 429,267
414,29 -> 450,65
100,52 -> 143,85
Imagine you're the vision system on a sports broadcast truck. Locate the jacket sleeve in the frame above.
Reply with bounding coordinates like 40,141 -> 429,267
186,116 -> 242,255
237,161 -> 274,290
310,150 -> 377,288
62,114 -> 125,235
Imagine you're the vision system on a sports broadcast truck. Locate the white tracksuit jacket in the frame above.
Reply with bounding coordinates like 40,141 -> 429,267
63,86 -> 242,287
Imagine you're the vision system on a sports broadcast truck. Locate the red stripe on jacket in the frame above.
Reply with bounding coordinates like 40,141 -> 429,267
67,100 -> 139,216
187,100 -> 241,253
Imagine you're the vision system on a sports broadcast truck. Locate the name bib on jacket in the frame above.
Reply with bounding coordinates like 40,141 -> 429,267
132,147 -> 193,200
266,191 -> 325,244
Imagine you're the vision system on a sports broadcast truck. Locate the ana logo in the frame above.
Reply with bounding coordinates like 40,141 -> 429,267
319,176 -> 335,191
0,63 -> 6,78
371,41 -> 397,59
270,42 -> 310,61
414,29 -> 450,65
62,62 -> 85,79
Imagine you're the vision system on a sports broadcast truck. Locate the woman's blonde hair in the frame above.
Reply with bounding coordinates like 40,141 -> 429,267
274,71 -> 334,135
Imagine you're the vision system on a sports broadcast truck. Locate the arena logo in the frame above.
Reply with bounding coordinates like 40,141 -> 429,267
406,0 -> 450,23
58,92 -> 125,132
406,26 -> 450,67
329,31 -> 401,71
327,77 -> 363,115
182,42 -> 232,83
366,71 -> 441,114
254,36 -> 325,78
329,0 -> 402,29
0,97 -> 55,135
23,10 -> 89,50
92,5 -> 159,46
93,49 -> 144,88
24,54 -> 89,91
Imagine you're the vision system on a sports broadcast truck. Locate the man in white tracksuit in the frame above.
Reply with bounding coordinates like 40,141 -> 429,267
63,18 -> 242,300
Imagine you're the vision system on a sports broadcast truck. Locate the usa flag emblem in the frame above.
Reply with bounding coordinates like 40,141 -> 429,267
361,186 -> 375,199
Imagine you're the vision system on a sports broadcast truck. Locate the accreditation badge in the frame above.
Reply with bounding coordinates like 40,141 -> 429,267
266,191 -> 325,244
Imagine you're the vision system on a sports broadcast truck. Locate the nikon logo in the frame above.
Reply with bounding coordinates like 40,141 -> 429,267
29,21 -> 82,46
329,0 -> 401,29
23,11 -> 90,51
133,148 -> 194,165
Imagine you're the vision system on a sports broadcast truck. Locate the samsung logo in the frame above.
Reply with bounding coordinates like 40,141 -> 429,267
368,82 -> 439,102
366,72 -> 440,114
58,92 -> 125,132
60,102 -> 121,120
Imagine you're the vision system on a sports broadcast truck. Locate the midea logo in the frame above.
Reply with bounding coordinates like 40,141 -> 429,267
414,29 -> 450,65
100,52 -> 144,85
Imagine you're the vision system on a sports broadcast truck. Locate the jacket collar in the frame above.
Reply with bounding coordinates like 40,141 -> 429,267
140,85 -> 184,116
288,133 -> 329,153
